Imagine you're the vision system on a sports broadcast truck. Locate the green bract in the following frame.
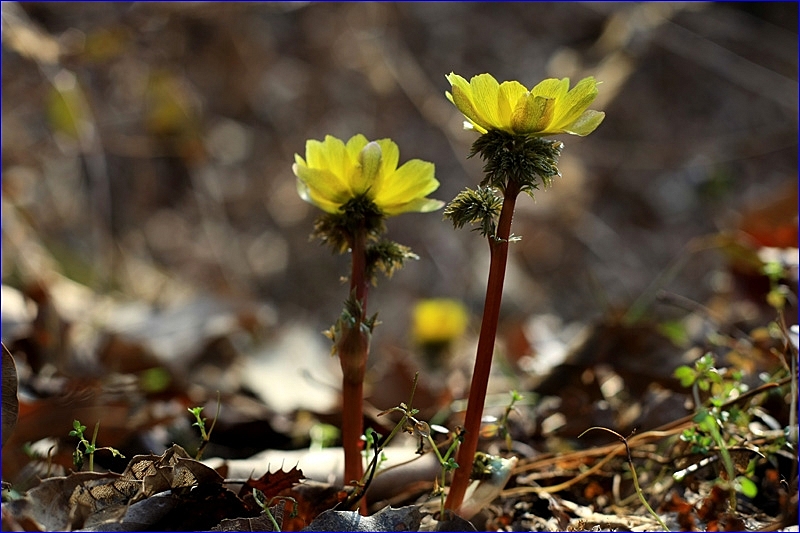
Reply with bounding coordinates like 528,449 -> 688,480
293,134 -> 444,216
445,72 -> 605,137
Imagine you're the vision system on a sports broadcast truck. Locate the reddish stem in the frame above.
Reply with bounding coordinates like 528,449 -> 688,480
445,179 -> 521,514
340,226 -> 369,512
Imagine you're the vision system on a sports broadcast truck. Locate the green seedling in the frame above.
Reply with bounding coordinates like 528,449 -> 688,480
188,395 -> 220,460
252,488 -> 298,532
69,419 -> 124,472
763,259 -> 796,312
375,382 -> 463,516
480,390 -> 523,452
762,260 -> 798,449
674,353 -> 770,511
310,423 -> 340,452
580,426 -> 670,531
344,372 -> 463,516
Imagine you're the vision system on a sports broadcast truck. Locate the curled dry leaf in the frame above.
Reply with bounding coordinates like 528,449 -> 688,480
6,471 -> 123,532
4,444 -> 231,531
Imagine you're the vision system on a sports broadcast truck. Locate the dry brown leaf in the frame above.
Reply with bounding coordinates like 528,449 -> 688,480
239,465 -> 304,513
122,444 -> 224,498
3,444 -> 229,531
18,471 -> 122,531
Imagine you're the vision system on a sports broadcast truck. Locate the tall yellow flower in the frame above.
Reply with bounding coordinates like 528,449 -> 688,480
445,73 -> 605,137
293,134 -> 444,216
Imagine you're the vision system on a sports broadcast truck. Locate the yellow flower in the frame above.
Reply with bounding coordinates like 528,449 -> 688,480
445,73 -> 605,137
412,298 -> 469,345
293,134 -> 444,216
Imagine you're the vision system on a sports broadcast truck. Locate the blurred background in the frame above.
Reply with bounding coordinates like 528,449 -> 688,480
2,1 -> 797,414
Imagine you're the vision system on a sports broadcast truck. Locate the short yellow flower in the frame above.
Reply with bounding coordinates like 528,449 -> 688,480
293,134 -> 444,216
412,298 -> 470,345
445,73 -> 605,137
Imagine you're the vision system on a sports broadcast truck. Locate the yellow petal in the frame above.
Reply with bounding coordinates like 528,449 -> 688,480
303,138 -> 329,168
497,81 -> 528,126
382,197 -> 445,216
375,159 -> 437,207
303,137 -> 354,195
296,180 -> 340,214
371,138 -> 400,197
345,134 -> 369,161
511,94 -> 555,134
563,109 -> 605,136
321,135 -> 354,187
468,73 -> 502,130
531,78 -> 569,100
450,84 -> 490,133
551,77 -> 599,131
355,141 -> 382,195
375,139 -> 400,177
446,72 -> 494,133
294,166 -> 343,214
445,72 -> 471,92
446,74 -> 476,115
294,163 -> 350,207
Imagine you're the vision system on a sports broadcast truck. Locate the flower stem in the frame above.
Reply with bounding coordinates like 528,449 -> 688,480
341,225 -> 369,512
445,179 -> 521,513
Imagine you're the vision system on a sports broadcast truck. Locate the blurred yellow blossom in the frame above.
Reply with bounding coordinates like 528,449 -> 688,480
412,298 -> 470,345
293,134 -> 444,216
445,73 -> 605,137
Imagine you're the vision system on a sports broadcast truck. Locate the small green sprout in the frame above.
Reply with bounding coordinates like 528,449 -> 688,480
763,259 -> 795,311
374,373 -> 464,516
579,426 -> 670,531
674,354 -> 766,511
309,423 -> 340,451
480,390 -> 523,453
69,419 -> 124,472
252,488 -> 298,532
188,396 -> 220,460
188,407 -> 208,440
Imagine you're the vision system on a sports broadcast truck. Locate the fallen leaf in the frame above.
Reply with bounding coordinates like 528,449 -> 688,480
278,479 -> 348,531
212,511 -> 280,532
3,444 -> 234,531
301,505 -> 423,532
122,444 -> 224,498
18,471 -> 122,531
2,343 -> 19,448
239,465 -> 304,513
